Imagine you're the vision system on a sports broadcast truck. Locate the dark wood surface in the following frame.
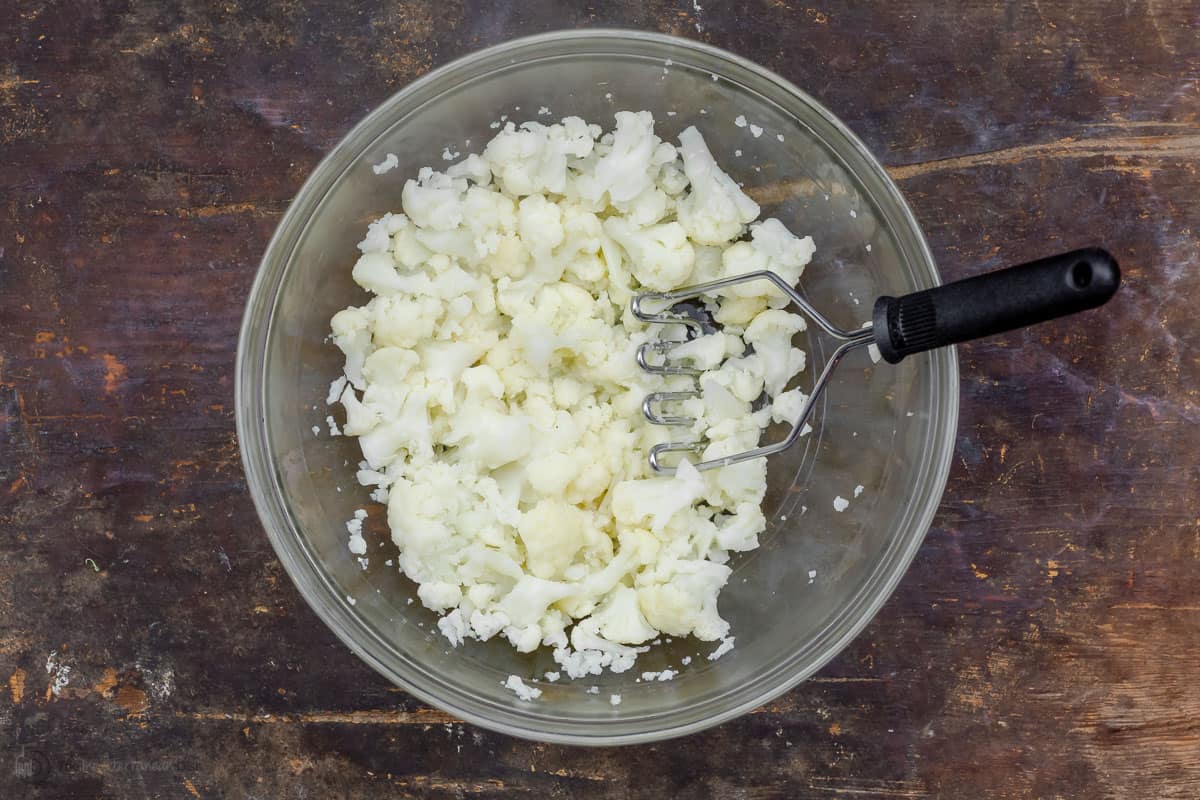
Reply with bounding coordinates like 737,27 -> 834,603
2,1 -> 1198,797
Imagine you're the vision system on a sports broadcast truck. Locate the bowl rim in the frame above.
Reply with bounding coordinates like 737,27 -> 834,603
236,27 -> 958,746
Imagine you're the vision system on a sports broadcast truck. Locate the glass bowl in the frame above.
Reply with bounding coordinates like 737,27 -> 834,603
236,30 -> 957,745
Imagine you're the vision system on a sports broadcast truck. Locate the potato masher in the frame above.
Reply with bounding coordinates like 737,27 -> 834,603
631,248 -> 1120,475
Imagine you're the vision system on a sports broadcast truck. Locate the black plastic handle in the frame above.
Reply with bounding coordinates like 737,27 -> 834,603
871,248 -> 1120,364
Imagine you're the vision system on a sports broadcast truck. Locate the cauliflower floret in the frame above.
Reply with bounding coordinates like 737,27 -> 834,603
447,408 -> 531,469
516,499 -> 590,580
705,354 -> 766,404
418,581 -> 463,612
676,126 -> 759,245
701,438 -> 768,507
718,219 -> 816,306
611,459 -> 706,534
498,575 -> 574,630
401,167 -> 468,231
715,502 -> 766,552
583,585 -> 658,645
446,153 -> 492,185
770,386 -> 809,425
370,295 -> 442,349
664,331 -> 735,370
483,117 -> 597,196
578,111 -> 676,206
351,251 -> 407,295
750,217 -> 815,296
603,218 -> 695,292
357,212 -> 408,254
358,389 -> 433,468
330,306 -> 372,390
637,559 -> 732,641
517,194 -> 566,281
393,223 -> 433,268
339,385 -> 379,436
743,309 -> 808,397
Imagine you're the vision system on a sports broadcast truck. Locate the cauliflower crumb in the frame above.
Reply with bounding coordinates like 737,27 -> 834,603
347,517 -> 367,555
734,115 -> 748,128
749,124 -> 763,138
708,637 -> 735,661
854,484 -> 864,498
503,675 -> 542,701
372,153 -> 399,175
833,496 -> 850,512
808,569 -> 817,583
544,671 -> 560,682
610,694 -> 622,706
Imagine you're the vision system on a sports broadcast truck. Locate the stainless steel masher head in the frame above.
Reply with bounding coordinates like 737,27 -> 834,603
631,248 -> 1120,475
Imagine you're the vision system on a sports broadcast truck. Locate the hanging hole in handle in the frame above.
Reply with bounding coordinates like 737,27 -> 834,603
1071,260 -> 1093,289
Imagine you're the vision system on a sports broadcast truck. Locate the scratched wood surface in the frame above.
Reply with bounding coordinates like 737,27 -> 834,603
2,1 -> 1198,797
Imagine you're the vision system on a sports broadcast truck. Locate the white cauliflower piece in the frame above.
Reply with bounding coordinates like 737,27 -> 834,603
715,502 -> 766,552
516,499 -> 590,580
418,581 -> 462,612
578,110 -> 675,206
665,331 -> 735,370
587,585 -> 658,645
351,252 -> 407,296
401,167 -> 467,231
638,559 -> 732,641
611,459 -> 706,534
743,309 -> 808,397
676,126 -> 759,245
499,575 -> 574,630
330,307 -> 372,390
483,117 -> 597,196
770,386 -> 809,425
603,218 -> 695,292
446,153 -> 492,185
517,194 -> 566,281
750,217 -> 816,296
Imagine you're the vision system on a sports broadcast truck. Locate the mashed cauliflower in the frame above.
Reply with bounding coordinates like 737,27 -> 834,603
330,111 -> 814,678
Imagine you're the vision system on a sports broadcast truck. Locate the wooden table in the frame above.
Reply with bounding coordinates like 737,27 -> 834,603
2,2 -> 1198,797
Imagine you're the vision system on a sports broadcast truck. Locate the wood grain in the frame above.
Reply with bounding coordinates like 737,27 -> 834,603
2,1 -> 1198,797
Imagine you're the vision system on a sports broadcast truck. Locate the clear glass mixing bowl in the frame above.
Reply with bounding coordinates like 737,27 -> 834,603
236,30 -> 957,745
